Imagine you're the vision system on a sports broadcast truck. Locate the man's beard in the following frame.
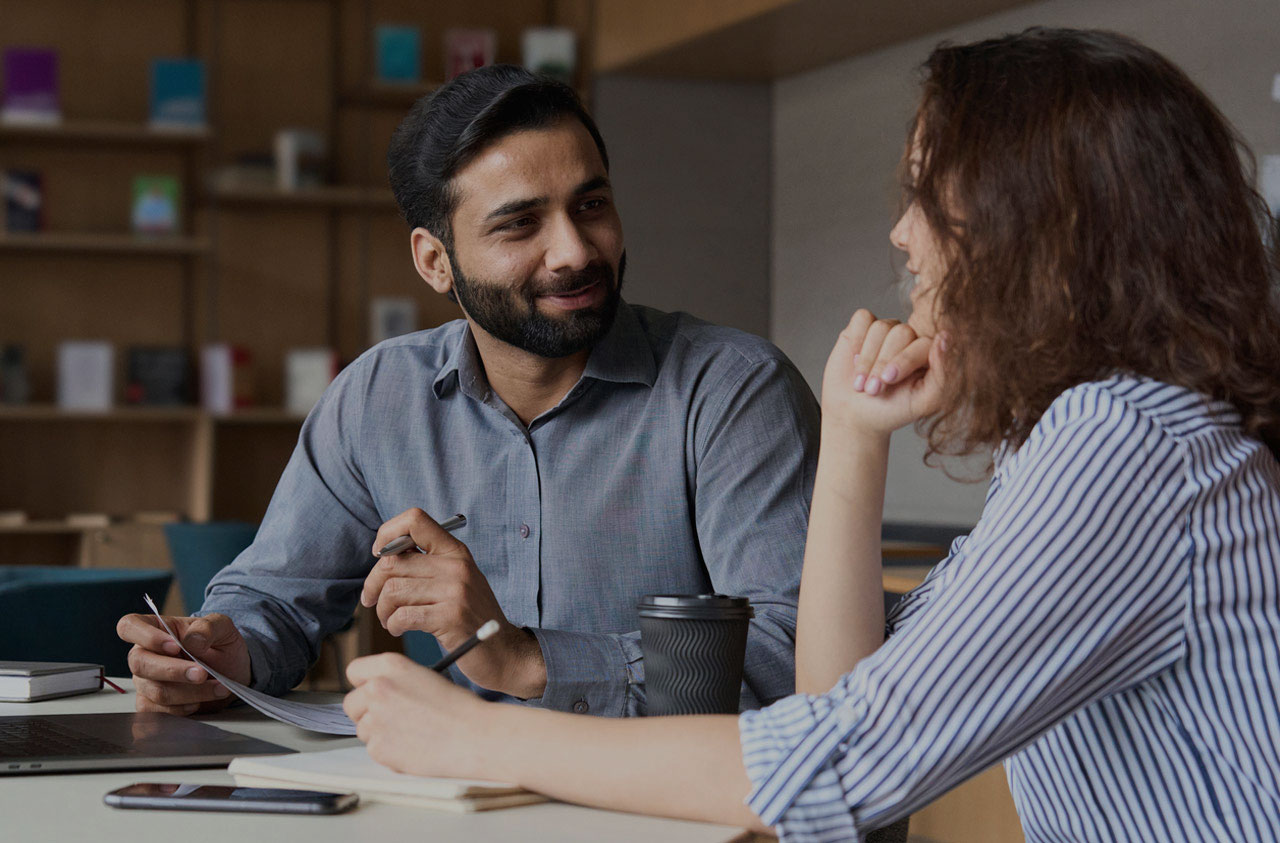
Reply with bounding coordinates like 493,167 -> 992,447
450,251 -> 625,359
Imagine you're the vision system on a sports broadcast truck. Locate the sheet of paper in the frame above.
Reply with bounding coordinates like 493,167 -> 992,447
143,594 -> 357,736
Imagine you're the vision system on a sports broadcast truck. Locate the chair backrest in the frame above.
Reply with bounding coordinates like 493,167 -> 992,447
163,522 -> 258,615
0,565 -> 173,676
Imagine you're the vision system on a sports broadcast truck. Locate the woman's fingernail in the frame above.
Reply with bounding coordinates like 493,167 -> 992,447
852,374 -> 866,391
866,377 -> 881,395
882,365 -> 899,383
186,667 -> 203,682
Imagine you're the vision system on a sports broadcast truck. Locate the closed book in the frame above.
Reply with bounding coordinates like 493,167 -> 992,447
444,29 -> 495,81
0,661 -> 103,702
375,25 -> 422,83
229,746 -> 546,813
56,341 -> 113,411
131,175 -> 181,235
284,348 -> 338,416
3,169 -> 44,232
149,58 -> 206,129
200,343 -> 253,414
1,48 -> 60,125
125,346 -> 192,405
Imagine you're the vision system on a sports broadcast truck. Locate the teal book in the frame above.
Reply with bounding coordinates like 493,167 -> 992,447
149,58 -> 206,128
375,25 -> 421,83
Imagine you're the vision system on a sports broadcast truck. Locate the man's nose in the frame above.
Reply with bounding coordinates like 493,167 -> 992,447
544,215 -> 595,273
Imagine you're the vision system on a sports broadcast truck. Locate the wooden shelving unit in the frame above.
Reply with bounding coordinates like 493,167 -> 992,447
0,232 -> 211,256
0,119 -> 211,147
208,184 -> 397,209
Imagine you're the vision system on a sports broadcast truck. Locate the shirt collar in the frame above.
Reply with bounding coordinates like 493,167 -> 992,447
431,300 -> 657,400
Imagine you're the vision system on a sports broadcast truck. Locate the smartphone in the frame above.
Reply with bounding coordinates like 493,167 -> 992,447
104,783 -> 358,814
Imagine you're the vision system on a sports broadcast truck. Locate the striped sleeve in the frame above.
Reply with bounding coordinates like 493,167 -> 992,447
739,385 -> 1196,840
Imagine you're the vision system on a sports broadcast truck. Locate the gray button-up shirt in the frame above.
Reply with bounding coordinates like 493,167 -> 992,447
202,301 -> 819,716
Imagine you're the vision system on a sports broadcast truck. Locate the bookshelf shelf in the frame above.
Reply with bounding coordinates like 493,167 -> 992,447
209,185 -> 398,210
0,119 -> 211,147
0,232 -> 210,256
339,82 -> 440,109
0,521 -> 98,535
0,405 -> 201,422
0,406 -> 305,424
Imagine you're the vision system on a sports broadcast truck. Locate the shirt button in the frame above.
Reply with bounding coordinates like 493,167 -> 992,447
572,699 -> 589,714
519,524 -> 531,539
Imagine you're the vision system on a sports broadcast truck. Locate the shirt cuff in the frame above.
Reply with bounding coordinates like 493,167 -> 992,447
526,627 -> 642,717
739,693 -> 863,841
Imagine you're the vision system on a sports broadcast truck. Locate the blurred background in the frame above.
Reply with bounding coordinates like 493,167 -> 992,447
1,2 -> 1275,838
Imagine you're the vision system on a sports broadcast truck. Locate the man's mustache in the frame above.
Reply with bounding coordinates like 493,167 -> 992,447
530,263 -> 615,297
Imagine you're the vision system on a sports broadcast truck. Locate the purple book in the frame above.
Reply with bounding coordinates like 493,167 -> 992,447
2,47 -> 60,123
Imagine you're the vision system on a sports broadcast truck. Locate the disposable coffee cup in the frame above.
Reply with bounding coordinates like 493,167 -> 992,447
638,594 -> 754,716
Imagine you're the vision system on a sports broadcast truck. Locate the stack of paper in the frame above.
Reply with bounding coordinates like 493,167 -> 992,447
229,746 -> 547,813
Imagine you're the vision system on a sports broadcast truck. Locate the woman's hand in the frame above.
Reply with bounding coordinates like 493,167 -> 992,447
343,652 -> 492,780
821,308 -> 947,439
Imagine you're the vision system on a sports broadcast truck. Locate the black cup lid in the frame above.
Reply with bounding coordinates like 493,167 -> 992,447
637,593 -> 755,620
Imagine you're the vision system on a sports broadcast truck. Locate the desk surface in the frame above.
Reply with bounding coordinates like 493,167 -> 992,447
1,680 -> 755,843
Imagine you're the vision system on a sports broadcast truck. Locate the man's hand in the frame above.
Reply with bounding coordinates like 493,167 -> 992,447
343,652 -> 493,780
362,508 -> 547,699
115,612 -> 251,715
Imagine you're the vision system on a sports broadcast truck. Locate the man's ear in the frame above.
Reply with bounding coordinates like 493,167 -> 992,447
410,228 -> 454,296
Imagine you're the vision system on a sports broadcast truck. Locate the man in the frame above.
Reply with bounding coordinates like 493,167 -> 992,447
118,65 -> 819,717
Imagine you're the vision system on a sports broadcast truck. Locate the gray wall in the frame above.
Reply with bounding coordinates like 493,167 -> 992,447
592,75 -> 773,338
772,0 -> 1280,525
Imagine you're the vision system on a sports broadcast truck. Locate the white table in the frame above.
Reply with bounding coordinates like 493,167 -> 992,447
0,679 -> 757,842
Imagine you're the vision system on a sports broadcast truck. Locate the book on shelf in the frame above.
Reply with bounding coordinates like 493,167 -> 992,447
132,511 -> 181,525
1,47 -> 60,125
131,175 -> 181,235
65,513 -> 111,528
284,348 -> 338,416
57,341 -> 114,411
522,27 -> 576,85
375,24 -> 422,84
274,129 -> 327,191
1,343 -> 31,404
149,58 -> 207,130
0,661 -> 105,703
228,745 -> 546,813
200,343 -> 253,414
0,511 -> 29,527
3,169 -> 44,233
369,296 -> 417,345
125,346 -> 192,406
444,29 -> 495,81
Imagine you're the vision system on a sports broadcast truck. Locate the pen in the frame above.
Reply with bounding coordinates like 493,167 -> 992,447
376,513 -> 466,557
429,620 -> 500,673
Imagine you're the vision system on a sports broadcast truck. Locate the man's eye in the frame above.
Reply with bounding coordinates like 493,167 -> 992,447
501,217 -> 535,231
579,198 -> 606,212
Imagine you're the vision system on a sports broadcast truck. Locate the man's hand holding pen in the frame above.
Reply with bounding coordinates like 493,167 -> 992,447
362,508 -> 547,700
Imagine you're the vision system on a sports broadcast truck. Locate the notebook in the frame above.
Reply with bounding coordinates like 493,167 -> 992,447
229,745 -> 547,813
0,661 -> 103,702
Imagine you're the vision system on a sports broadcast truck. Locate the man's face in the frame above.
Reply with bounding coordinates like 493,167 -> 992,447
444,118 -> 625,358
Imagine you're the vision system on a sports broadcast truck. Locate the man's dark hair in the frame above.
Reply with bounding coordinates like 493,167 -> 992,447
387,64 -> 609,248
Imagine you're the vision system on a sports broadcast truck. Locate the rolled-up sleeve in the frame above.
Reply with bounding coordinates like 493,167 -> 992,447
739,387 -> 1194,840
693,357 -> 820,709
200,360 -> 381,696
527,628 -> 644,716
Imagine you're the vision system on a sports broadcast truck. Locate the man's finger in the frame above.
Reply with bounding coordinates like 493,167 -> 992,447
127,646 -> 204,683
134,676 -> 230,707
372,508 -> 469,561
117,613 -> 182,656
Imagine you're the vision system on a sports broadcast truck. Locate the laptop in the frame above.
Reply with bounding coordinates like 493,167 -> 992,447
0,712 -> 291,774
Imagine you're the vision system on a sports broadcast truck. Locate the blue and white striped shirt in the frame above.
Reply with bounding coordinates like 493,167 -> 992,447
739,376 -> 1280,841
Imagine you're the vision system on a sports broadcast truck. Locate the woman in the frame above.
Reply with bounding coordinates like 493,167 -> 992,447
342,28 -> 1280,841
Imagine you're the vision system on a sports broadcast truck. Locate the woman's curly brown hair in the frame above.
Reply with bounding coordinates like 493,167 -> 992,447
907,28 -> 1280,463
